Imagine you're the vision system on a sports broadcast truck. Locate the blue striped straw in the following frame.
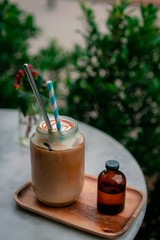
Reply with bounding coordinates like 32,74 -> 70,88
47,80 -> 61,131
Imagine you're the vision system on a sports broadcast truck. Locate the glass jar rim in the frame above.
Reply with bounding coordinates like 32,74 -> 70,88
36,115 -> 78,138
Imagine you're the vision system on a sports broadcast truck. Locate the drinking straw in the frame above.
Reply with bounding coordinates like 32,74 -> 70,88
47,80 -> 61,132
23,63 -> 53,132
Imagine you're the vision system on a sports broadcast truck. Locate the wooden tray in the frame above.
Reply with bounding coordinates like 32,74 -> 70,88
14,175 -> 146,239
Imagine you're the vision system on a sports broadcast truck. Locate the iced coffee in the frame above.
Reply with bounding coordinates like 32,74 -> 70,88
30,116 -> 85,206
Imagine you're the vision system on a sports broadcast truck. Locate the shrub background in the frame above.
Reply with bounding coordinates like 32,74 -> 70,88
0,0 -> 39,108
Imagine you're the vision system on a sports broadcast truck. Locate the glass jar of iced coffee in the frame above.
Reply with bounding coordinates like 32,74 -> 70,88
30,116 -> 85,207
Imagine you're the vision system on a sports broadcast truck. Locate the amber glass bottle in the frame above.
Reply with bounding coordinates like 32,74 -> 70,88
97,160 -> 126,215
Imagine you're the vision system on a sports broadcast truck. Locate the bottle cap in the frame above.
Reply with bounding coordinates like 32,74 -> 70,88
105,160 -> 119,170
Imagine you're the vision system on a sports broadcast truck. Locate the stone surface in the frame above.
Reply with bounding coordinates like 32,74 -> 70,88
0,109 -> 147,240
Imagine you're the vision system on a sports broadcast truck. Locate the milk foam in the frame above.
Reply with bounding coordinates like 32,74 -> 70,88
40,119 -> 75,132
32,117 -> 84,151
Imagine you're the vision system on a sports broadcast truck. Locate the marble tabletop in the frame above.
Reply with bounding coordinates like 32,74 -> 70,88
0,109 -> 147,240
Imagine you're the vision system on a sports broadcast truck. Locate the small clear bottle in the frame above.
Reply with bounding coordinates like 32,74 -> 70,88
97,160 -> 126,215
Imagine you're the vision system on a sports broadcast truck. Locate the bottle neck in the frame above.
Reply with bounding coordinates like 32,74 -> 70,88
106,169 -> 118,174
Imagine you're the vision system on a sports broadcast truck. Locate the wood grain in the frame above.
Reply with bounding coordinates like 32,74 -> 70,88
14,175 -> 146,239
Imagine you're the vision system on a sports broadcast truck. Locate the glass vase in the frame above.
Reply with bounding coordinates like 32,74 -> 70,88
18,103 -> 41,147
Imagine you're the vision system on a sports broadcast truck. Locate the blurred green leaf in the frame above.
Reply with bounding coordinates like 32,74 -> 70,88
0,0 -> 40,108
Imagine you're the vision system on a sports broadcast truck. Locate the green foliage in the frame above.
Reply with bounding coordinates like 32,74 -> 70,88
64,1 -> 160,176
32,39 -> 70,108
0,0 -> 40,108
33,39 -> 68,73
33,39 -> 69,91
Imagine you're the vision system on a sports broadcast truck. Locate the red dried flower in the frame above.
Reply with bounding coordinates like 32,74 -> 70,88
28,64 -> 33,69
14,65 -> 42,93
13,65 -> 47,118
15,74 -> 21,84
13,83 -> 20,89
18,69 -> 24,76
32,70 -> 39,77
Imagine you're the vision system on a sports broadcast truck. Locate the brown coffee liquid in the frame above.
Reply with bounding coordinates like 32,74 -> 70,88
30,140 -> 85,206
97,160 -> 126,215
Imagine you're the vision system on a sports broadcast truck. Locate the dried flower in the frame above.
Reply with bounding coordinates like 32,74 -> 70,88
13,65 -> 48,116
